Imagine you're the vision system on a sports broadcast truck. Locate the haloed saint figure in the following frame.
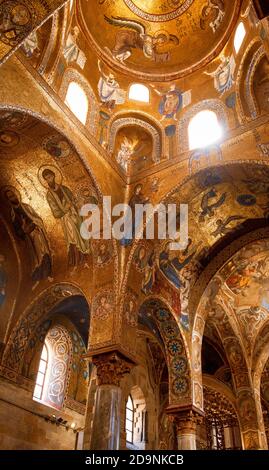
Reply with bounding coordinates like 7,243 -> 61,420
4,187 -> 52,288
40,167 -> 90,269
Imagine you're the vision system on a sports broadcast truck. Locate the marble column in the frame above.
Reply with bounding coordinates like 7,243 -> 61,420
89,352 -> 133,450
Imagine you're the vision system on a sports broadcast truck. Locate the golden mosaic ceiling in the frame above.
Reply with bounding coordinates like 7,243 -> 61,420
78,0 -> 241,80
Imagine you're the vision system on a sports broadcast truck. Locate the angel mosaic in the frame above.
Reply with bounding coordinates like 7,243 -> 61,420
98,60 -> 126,111
205,55 -> 236,95
225,253 -> 269,313
116,133 -> 151,172
104,15 -> 179,64
199,187 -> 227,222
211,215 -> 245,237
200,0 -> 225,34
116,136 -> 134,172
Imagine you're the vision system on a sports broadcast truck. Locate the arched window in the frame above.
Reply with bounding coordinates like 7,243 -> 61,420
129,84 -> 150,103
234,22 -> 246,54
126,395 -> 134,443
65,81 -> 88,125
33,343 -> 48,401
33,325 -> 72,410
188,110 -> 223,150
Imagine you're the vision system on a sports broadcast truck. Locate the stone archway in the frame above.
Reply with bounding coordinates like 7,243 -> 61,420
192,238 -> 269,449
1,283 -> 88,377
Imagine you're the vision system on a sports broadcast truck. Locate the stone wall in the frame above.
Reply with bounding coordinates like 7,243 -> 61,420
0,378 -> 84,450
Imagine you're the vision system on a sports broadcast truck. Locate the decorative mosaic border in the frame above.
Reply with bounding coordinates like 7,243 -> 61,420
123,0 -> 194,22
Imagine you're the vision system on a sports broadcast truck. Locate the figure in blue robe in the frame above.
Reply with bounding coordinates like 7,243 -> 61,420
159,243 -> 195,290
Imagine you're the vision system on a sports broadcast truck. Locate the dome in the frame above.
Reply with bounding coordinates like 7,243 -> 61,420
78,0 -> 241,80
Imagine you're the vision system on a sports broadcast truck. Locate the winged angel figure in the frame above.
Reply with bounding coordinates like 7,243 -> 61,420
104,15 -> 179,64
116,136 -> 150,172
200,0 -> 225,34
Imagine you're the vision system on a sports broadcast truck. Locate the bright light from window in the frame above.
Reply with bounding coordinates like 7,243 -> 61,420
65,81 -> 88,125
33,343 -> 48,402
234,22 -> 246,54
188,110 -> 223,150
126,395 -> 134,443
129,83 -> 150,103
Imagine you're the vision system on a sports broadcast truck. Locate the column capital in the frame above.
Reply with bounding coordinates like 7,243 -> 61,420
166,405 -> 204,432
91,351 -> 134,386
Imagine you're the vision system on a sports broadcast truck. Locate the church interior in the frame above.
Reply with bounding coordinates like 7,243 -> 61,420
1,0 -> 269,451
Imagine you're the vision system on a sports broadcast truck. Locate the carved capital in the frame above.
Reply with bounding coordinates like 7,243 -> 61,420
92,352 -> 133,386
166,406 -> 204,434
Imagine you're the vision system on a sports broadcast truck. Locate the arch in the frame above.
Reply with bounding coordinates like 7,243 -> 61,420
235,38 -> 265,121
34,324 -> 73,410
59,67 -> 99,135
0,105 -> 116,301
1,283 -> 88,377
244,46 -> 266,119
139,298 -> 192,407
0,104 -> 103,199
108,113 -> 163,163
192,244 -> 268,448
121,161 -> 269,341
177,100 -> 228,153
